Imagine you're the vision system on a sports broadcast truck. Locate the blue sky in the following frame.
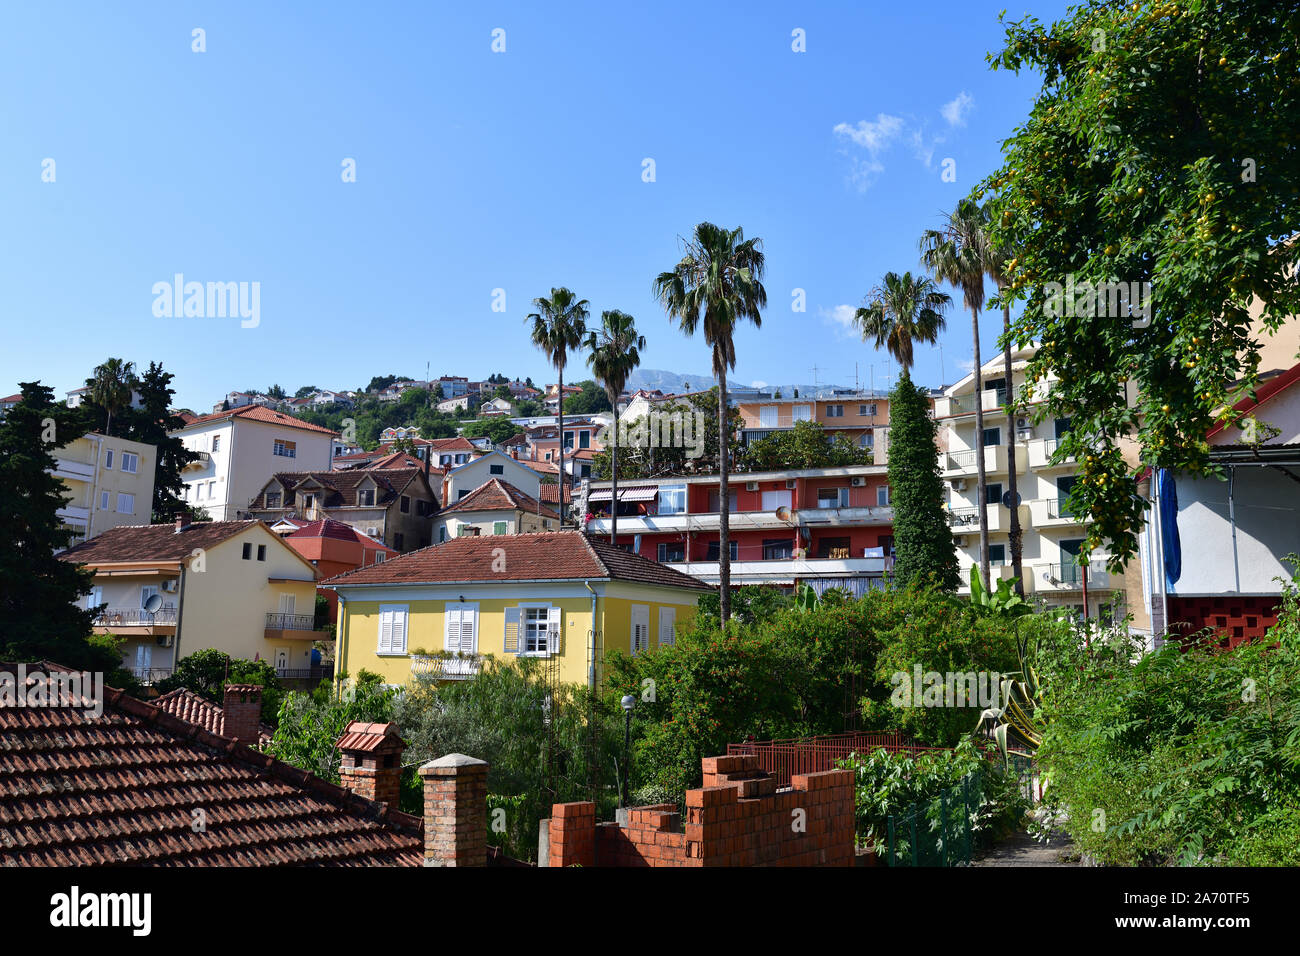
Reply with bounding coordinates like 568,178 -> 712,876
1,0 -> 1068,411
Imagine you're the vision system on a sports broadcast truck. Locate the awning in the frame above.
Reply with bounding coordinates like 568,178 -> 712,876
619,486 -> 659,502
588,489 -> 614,502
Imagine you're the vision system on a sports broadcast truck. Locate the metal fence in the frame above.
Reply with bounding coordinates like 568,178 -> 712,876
885,767 -> 983,867
726,732 -> 952,789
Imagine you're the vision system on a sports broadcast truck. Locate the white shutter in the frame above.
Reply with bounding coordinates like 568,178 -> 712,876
761,489 -> 792,511
546,606 -> 562,656
631,605 -> 650,655
378,608 -> 395,654
460,608 -> 477,655
658,607 -> 676,647
444,607 -> 461,653
504,606 -> 522,654
379,604 -> 407,655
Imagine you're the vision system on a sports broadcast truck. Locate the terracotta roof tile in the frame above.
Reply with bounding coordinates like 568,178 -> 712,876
0,663 -> 422,866
439,479 -> 560,520
58,520 -> 260,565
248,468 -> 428,510
153,688 -> 275,748
322,530 -> 712,591
178,404 -> 340,436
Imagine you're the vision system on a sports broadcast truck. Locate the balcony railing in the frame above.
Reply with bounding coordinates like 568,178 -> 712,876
274,665 -> 335,680
265,612 -> 320,631
129,666 -> 174,685
411,653 -> 483,681
95,606 -> 179,627
1044,561 -> 1111,589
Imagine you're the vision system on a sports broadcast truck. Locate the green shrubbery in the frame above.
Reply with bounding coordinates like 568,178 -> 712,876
155,648 -> 285,724
1034,566 -> 1300,865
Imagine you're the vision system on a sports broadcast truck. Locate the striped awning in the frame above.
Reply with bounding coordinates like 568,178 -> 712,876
619,486 -> 659,502
588,489 -> 614,502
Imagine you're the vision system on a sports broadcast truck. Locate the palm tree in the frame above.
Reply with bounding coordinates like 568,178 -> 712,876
586,310 -> 646,544
920,199 -> 994,592
89,358 -> 137,437
528,289 -> 589,526
853,271 -> 950,372
654,222 -> 766,626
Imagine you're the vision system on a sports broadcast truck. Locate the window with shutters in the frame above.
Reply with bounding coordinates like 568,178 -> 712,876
761,489 -> 792,511
377,604 -> 409,655
508,603 -> 559,656
116,493 -> 134,514
493,521 -> 508,535
443,603 -> 477,656
658,606 -> 677,647
630,604 -> 650,655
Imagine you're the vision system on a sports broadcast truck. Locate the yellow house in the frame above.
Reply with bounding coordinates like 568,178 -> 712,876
59,517 -> 327,683
323,530 -> 712,689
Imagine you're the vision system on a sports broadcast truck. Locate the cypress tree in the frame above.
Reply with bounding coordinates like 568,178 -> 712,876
887,371 -> 959,590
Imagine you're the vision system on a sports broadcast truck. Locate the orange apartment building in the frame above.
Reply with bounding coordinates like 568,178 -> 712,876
735,393 -> 890,458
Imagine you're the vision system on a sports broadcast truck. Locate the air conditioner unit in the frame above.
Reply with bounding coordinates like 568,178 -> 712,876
156,635 -> 173,648
951,478 -> 967,491
955,536 -> 967,547
851,477 -> 865,487
1017,429 -> 1032,441
785,480 -> 797,489
746,481 -> 758,491
1017,417 -> 1029,429
161,579 -> 179,593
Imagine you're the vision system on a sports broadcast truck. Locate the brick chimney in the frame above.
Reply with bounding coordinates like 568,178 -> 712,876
222,684 -> 262,744
419,753 -> 488,867
336,721 -> 407,810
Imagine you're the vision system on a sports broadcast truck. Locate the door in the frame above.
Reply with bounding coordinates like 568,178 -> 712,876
274,647 -> 290,674
759,406 -> 778,428
792,404 -> 812,422
1060,539 -> 1085,584
134,643 -> 152,679
277,593 -> 296,629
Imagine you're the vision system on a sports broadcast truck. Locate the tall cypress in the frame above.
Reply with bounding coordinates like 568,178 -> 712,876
887,371 -> 959,590
0,383 -> 111,668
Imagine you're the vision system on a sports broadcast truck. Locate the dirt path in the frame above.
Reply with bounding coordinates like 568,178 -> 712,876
971,828 -> 1080,867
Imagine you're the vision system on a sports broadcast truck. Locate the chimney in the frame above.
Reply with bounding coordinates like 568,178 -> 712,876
174,513 -> 191,533
336,721 -> 406,809
222,684 -> 263,744
419,753 -> 488,867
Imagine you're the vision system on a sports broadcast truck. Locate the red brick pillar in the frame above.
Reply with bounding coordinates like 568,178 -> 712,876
548,802 -> 596,867
419,753 -> 489,867
222,684 -> 262,745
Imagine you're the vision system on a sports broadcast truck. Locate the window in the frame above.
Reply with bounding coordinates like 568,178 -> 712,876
658,485 -> 687,515
658,607 -> 677,647
630,604 -> 650,655
986,482 -> 1004,506
394,533 -> 405,550
521,605 -> 558,655
563,431 -> 574,449
400,495 -> 410,513
266,491 -> 281,508
763,538 -> 793,560
579,431 -> 591,449
438,526 -> 447,543
1054,417 -> 1073,439
758,406 -> 778,428
876,485 -> 890,507
121,452 -> 138,474
1056,476 -> 1078,517
211,435 -> 220,452
760,489 -> 792,511
359,488 -> 375,506
982,427 -> 1002,447
860,432 -> 874,448
707,490 -> 738,513
985,377 -> 1008,406
207,481 -> 216,499
378,604 -> 410,655
792,405 -> 812,422
489,464 -> 504,475
859,403 -> 877,417
879,534 -> 895,557
988,544 -> 1007,565
579,464 -> 591,478
458,489 -> 470,500
543,520 -> 552,529
104,449 -> 113,469
817,488 -> 849,509
257,544 -> 266,561
242,542 -> 252,560
416,500 -> 431,516
816,537 -> 851,559
440,455 -> 452,466
493,521 -> 508,535
826,404 -> 844,418
100,491 -> 109,510
273,439 -> 297,458
705,540 -> 738,561
657,541 -> 685,563
456,454 -> 468,464
116,493 -> 134,515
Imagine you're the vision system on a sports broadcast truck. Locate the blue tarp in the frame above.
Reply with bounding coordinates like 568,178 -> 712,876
1158,468 -> 1181,591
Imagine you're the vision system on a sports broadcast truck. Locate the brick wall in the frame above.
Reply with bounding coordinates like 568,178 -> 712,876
547,754 -> 854,867
1170,595 -> 1281,647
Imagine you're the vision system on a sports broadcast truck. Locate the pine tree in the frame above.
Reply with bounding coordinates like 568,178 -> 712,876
887,371 -> 959,590
0,383 -> 115,669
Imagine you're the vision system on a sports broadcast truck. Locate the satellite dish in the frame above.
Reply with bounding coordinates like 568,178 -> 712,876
775,505 -> 792,522
1002,490 -> 1022,508
143,593 -> 163,614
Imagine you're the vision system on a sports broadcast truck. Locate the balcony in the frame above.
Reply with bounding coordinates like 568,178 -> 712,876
959,563 -> 1036,595
940,444 -> 1026,478
683,555 -> 890,586
93,606 -> 178,634
947,503 -> 1029,535
934,389 -> 1002,419
56,504 -> 91,526
52,457 -> 96,482
1039,560 -> 1112,591
182,451 -> 212,472
1026,438 -> 1076,470
411,653 -> 484,681
585,505 -> 893,536
1028,497 -> 1085,529
265,612 -> 332,641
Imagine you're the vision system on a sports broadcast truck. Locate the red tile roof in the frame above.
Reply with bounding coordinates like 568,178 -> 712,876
153,687 -> 275,748
439,479 -> 561,520
58,520 -> 263,565
322,530 -> 712,591
336,721 -> 405,753
288,518 -> 396,551
0,663 -> 423,866
179,404 -> 340,436
539,483 -> 573,505
248,468 -> 431,511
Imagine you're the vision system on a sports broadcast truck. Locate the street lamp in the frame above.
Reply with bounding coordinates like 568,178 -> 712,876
620,694 -> 636,807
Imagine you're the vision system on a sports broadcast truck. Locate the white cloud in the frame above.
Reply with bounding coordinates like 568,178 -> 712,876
833,114 -> 904,152
941,91 -> 975,127
955,356 -> 975,374
820,304 -> 859,338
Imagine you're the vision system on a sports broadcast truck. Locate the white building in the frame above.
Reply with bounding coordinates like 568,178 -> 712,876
171,405 -> 339,521
935,345 -> 1122,619
52,433 -> 157,548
